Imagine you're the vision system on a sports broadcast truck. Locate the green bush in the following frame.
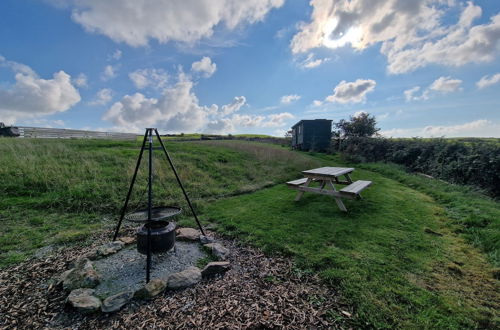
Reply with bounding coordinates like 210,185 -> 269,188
333,137 -> 500,197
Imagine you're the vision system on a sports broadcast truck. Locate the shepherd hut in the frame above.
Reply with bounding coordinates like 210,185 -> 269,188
291,119 -> 332,151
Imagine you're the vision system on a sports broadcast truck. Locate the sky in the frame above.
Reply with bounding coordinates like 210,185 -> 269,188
0,0 -> 499,137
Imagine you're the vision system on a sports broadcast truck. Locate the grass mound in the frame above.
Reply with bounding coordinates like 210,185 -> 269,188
0,138 -> 318,266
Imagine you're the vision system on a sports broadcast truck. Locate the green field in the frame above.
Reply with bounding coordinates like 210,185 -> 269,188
0,137 -> 498,328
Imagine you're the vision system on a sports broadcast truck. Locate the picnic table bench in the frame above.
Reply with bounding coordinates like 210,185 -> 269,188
286,166 -> 372,211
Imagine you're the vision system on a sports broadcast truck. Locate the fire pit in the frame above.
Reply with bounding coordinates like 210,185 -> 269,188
125,206 -> 180,254
112,128 -> 205,283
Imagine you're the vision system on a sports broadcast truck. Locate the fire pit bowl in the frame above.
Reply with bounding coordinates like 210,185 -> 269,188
137,221 -> 176,254
125,206 -> 182,223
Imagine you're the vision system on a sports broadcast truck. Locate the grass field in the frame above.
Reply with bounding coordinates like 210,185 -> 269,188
0,137 -> 498,328
0,138 -> 319,265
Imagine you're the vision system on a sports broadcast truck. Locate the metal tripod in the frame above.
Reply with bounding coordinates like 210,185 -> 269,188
112,128 -> 205,282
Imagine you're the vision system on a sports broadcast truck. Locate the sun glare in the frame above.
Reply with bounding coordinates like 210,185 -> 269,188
322,18 -> 362,49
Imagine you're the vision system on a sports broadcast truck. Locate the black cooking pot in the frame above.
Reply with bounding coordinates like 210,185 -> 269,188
137,221 -> 176,254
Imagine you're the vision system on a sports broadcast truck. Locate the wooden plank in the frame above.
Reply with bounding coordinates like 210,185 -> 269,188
294,178 -> 311,201
291,185 -> 357,200
286,178 -> 308,186
302,166 -> 354,178
340,180 -> 372,195
328,181 -> 348,211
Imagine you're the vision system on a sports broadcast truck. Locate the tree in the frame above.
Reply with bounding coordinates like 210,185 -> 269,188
334,112 -> 380,138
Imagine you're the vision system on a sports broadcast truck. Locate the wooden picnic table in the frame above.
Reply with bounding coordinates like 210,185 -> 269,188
286,166 -> 372,212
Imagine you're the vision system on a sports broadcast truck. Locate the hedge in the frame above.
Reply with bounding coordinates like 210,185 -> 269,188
332,137 -> 500,198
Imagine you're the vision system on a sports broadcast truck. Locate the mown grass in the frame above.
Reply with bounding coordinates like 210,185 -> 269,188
203,153 -> 499,328
0,138 -> 318,267
356,162 -> 500,267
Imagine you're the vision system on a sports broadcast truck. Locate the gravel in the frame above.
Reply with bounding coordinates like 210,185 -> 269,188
93,242 -> 207,297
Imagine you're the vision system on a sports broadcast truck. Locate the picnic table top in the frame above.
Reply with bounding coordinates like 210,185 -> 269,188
301,166 -> 354,178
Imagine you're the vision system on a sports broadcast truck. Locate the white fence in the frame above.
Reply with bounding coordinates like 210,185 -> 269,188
17,127 -> 137,140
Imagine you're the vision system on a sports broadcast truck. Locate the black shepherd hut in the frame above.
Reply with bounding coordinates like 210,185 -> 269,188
291,119 -> 332,151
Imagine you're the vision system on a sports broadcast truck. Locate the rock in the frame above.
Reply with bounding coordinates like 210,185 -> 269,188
59,269 -> 73,285
204,243 -> 230,260
63,258 -> 100,291
34,245 -> 54,259
199,235 -> 215,244
119,236 -> 136,245
134,278 -> 167,299
176,228 -> 200,241
167,266 -> 202,289
101,290 -> 134,313
83,250 -> 99,261
201,261 -> 230,278
67,288 -> 101,313
96,241 -> 125,257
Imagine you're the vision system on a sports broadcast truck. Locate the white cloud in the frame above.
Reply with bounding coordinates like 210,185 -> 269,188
476,73 -> 500,89
280,94 -> 301,104
404,86 -> 428,102
104,76 -> 211,133
220,96 -> 246,116
105,65 -> 293,134
65,0 -> 284,47
73,73 -> 88,87
405,76 -> 462,102
205,112 -> 294,134
291,1 -> 500,74
191,57 -> 217,78
381,119 -> 500,138
90,88 -> 113,105
300,53 -> 330,69
266,112 -> 295,127
104,71 -> 251,133
429,76 -> 463,93
129,68 -> 169,89
109,49 -> 122,61
101,65 -> 117,81
325,78 -> 376,104
312,100 -> 323,107
0,56 -> 80,125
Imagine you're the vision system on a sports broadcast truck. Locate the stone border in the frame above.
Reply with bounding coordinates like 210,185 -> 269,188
61,228 -> 231,314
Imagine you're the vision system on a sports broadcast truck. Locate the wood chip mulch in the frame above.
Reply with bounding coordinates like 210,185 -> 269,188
0,228 -> 351,329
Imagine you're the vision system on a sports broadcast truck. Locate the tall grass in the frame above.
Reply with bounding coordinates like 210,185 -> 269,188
0,138 -> 319,266
0,139 -> 318,212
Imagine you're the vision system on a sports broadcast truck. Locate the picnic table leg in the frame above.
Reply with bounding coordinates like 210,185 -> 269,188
328,181 -> 347,212
319,180 -> 326,189
294,178 -> 312,201
345,173 -> 353,183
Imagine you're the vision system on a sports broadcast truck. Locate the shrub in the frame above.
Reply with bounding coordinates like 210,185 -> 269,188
333,137 -> 500,197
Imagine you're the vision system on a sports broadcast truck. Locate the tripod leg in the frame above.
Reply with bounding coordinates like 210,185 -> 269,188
112,129 -> 148,241
146,128 -> 153,283
154,129 -> 206,236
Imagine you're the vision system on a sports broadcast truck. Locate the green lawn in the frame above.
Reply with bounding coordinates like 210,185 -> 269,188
203,157 -> 499,328
0,138 -> 498,328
